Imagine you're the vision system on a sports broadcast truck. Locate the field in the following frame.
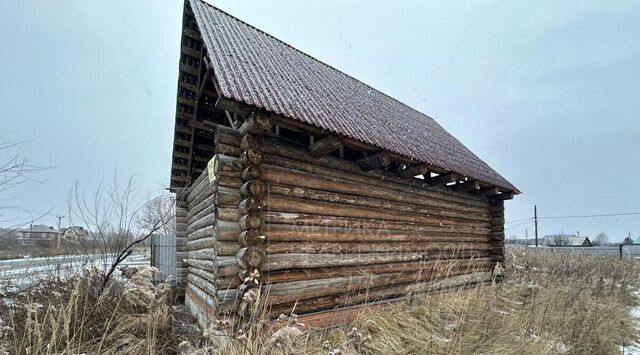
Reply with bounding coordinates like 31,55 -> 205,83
1,247 -> 639,354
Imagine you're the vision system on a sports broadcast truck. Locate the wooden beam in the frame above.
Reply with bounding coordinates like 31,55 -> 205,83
197,58 -> 212,99
429,173 -> 458,186
308,135 -> 342,158
398,164 -> 430,179
452,180 -> 481,192
357,152 -> 391,171
493,191 -> 515,201
215,96 -> 252,117
238,113 -> 271,136
474,186 -> 500,196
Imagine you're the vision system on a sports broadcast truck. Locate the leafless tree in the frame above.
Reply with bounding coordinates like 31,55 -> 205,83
136,193 -> 176,238
549,234 -> 571,246
594,232 -> 608,246
0,141 -> 51,238
67,177 -> 178,291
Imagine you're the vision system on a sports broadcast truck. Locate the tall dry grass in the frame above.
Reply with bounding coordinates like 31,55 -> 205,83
2,248 -> 639,354
219,248 -> 640,355
0,267 -> 194,355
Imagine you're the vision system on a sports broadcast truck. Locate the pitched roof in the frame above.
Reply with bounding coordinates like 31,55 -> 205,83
189,0 -> 518,191
16,224 -> 58,233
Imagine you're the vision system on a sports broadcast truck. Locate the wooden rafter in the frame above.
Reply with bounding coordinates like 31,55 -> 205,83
309,135 -> 342,158
474,186 -> 500,196
429,173 -> 458,186
397,164 -> 430,179
452,180 -> 480,192
493,191 -> 515,201
358,152 -> 391,171
197,57 -> 212,99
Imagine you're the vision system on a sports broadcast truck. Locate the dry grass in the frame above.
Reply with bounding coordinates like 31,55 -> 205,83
0,267 -> 198,355
219,248 -> 640,355
2,248 -> 639,354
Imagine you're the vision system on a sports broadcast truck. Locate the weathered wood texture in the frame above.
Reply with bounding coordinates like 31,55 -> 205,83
182,123 -> 505,326
176,197 -> 188,285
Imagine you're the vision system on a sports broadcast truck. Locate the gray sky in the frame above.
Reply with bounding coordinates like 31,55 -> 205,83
1,1 -> 639,241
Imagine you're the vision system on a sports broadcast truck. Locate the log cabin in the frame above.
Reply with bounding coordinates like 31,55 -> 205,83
169,0 -> 519,330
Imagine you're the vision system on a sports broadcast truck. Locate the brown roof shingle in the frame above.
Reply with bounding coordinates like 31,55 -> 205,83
189,0 -> 518,192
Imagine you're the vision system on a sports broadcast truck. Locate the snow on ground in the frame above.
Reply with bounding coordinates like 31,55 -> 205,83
620,290 -> 640,354
0,252 -> 149,292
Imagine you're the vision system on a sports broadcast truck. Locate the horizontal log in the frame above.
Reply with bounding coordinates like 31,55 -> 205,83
188,243 -> 242,257
238,148 -> 263,166
239,229 -> 266,246
265,183 -> 490,223
265,241 -> 493,254
187,273 -> 217,297
188,225 -> 216,242
397,164 -> 430,179
239,213 -> 263,230
265,251 -> 493,272
187,213 -> 216,233
265,196 -> 490,230
187,195 -> 216,224
187,236 -> 216,251
430,173 -> 458,186
238,197 -> 265,214
261,162 -> 488,214
187,170 -> 213,204
452,180 -> 480,192
238,112 -> 271,136
269,271 -> 493,317
188,266 -> 217,284
236,247 -> 266,269
265,267 -> 493,305
187,248 -> 215,261
215,143 -> 242,157
264,218 -> 495,241
240,180 -> 265,198
185,258 -> 217,273
264,258 -> 494,285
240,166 -> 262,181
240,133 -> 264,150
358,152 -> 391,171
214,126 -> 489,207
309,135 -> 341,158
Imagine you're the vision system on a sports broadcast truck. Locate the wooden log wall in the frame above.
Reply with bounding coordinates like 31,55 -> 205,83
176,195 -> 188,285
183,158 -> 242,331
489,199 -> 505,263
203,123 -> 501,323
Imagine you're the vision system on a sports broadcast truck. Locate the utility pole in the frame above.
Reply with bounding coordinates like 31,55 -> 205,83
534,205 -> 538,247
525,228 -> 528,247
55,215 -> 65,249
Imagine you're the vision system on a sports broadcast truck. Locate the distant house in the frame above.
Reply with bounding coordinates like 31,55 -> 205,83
15,224 -> 60,247
544,234 -> 592,247
61,226 -> 89,240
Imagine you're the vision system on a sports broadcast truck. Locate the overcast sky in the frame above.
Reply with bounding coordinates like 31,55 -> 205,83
1,1 -> 639,241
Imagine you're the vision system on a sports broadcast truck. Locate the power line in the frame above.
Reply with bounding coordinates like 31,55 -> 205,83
538,212 -> 640,220
507,211 -> 640,224
505,217 -> 534,224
